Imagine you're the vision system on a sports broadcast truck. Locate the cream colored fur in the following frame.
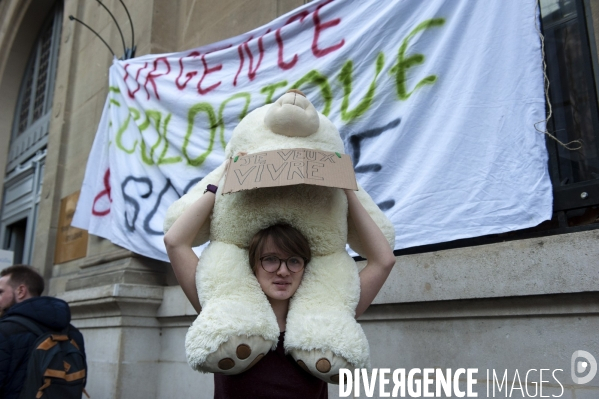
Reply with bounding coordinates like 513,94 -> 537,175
164,92 -> 395,382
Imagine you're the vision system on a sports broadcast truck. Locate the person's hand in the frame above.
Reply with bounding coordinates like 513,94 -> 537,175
224,151 -> 247,170
218,151 -> 247,184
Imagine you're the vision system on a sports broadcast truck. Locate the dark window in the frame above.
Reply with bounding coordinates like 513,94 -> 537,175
4,219 -> 27,265
7,3 -> 61,173
15,7 -> 61,135
534,0 -> 599,229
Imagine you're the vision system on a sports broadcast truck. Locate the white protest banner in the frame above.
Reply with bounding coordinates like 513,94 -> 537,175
73,0 -> 551,262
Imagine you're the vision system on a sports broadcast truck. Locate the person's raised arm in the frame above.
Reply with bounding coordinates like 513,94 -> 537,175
164,188 -> 217,313
345,189 -> 396,318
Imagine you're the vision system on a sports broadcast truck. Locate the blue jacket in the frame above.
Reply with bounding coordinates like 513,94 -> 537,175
0,296 -> 85,399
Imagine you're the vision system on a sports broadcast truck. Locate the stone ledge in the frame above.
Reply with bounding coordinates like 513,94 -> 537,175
361,292 -> 599,322
60,283 -> 164,302
155,316 -> 197,328
375,229 -> 599,304
63,256 -> 167,291
58,283 -> 164,325
156,286 -> 198,318
76,248 -> 134,269
70,316 -> 161,329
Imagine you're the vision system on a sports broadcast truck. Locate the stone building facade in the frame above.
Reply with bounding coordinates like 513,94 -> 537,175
0,0 -> 597,398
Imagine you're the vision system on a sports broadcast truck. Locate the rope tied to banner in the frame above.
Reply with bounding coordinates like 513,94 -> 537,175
534,0 -> 583,151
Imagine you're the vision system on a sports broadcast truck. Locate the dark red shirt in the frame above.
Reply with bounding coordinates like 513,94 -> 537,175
214,332 -> 328,399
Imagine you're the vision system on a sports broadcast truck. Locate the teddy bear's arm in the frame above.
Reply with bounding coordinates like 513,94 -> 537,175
346,184 -> 396,257
163,159 -> 229,246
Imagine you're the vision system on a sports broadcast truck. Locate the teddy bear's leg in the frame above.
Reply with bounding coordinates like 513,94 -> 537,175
285,251 -> 370,384
185,241 -> 280,374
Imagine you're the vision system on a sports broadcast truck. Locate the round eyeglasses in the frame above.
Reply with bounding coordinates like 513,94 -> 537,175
259,255 -> 306,273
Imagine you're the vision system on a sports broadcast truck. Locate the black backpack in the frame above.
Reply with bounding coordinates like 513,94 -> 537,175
3,315 -> 88,399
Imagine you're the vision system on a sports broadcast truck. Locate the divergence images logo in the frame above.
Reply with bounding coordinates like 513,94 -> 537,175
571,350 -> 597,385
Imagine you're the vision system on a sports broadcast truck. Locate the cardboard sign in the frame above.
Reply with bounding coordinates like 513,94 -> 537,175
222,148 -> 358,193
55,191 -> 88,264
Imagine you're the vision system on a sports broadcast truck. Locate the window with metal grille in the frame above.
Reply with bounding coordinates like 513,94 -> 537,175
7,3 -> 62,173
542,0 -> 599,216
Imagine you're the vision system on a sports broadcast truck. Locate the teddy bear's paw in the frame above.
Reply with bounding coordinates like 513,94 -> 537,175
203,335 -> 274,375
290,348 -> 353,384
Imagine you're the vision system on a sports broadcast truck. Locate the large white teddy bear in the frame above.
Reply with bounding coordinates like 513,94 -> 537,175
164,90 -> 395,383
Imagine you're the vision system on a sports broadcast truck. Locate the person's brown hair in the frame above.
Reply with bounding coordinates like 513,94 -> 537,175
248,224 -> 311,271
1,264 -> 44,296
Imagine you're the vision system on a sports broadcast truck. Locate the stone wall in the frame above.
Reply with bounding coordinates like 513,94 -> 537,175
56,230 -> 599,398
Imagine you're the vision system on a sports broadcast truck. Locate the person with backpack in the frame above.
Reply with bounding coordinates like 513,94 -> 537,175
0,264 -> 87,399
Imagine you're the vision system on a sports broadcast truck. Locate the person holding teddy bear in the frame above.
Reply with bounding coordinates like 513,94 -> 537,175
163,90 -> 396,398
165,185 -> 394,398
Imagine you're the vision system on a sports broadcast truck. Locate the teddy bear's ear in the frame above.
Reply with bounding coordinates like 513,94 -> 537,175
163,160 -> 229,246
347,184 -> 395,256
